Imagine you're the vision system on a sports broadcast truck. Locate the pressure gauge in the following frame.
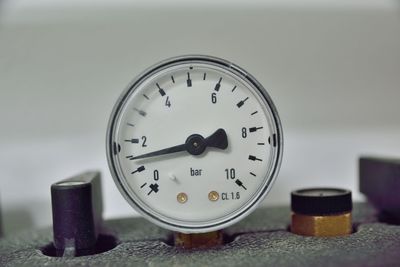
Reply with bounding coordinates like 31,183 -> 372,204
107,55 -> 283,233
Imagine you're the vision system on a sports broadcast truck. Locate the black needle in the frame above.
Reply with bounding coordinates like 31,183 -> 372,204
131,143 -> 186,160
205,128 -> 228,149
131,128 -> 228,160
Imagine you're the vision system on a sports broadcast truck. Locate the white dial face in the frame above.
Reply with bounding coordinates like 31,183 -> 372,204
107,56 -> 283,233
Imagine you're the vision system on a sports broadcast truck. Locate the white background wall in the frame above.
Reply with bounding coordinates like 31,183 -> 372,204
0,0 -> 399,235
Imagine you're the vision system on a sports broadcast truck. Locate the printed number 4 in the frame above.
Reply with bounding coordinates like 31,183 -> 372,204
165,96 -> 171,107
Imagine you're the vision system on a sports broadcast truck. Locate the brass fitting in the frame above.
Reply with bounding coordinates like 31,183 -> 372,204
291,212 -> 352,237
291,188 -> 352,237
174,231 -> 223,249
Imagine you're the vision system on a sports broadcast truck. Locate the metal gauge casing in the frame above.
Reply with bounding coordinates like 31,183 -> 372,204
107,55 -> 283,233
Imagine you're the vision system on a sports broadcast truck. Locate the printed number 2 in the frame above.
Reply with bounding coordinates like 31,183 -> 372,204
141,136 -> 147,147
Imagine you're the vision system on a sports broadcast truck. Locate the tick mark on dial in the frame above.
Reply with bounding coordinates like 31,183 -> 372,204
214,77 -> 222,91
125,138 -> 139,143
143,94 -> 150,100
231,86 -> 237,92
237,97 -> 249,108
250,172 -> 256,177
257,142 -> 265,146
132,165 -> 145,174
127,123 -> 135,127
171,75 -> 175,83
249,127 -> 263,133
235,179 -> 247,190
203,73 -> 207,80
156,83 -> 166,97
249,155 -> 262,161
134,108 -> 147,117
140,183 -> 147,188
187,72 -> 192,87
251,111 -> 258,115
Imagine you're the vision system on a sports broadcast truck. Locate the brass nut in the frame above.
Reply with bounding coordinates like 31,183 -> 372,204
174,231 -> 223,249
291,212 -> 352,237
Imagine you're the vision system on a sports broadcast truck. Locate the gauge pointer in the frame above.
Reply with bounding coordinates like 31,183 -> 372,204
205,128 -> 228,149
131,128 -> 228,160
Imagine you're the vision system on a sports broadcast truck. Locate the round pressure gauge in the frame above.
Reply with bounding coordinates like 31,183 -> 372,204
107,55 -> 283,233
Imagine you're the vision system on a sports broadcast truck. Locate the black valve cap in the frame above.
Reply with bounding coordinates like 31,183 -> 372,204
51,171 -> 103,257
291,188 -> 352,216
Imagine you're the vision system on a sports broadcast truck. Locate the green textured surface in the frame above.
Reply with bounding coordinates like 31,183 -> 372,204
1,203 -> 399,267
